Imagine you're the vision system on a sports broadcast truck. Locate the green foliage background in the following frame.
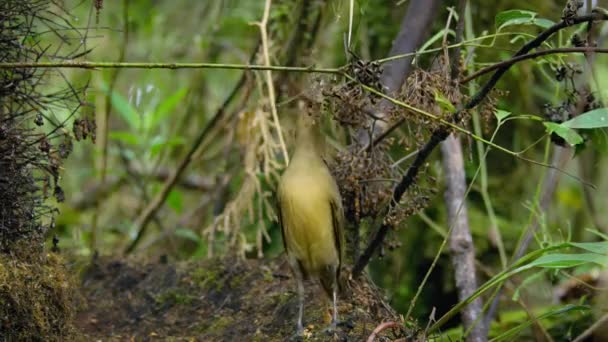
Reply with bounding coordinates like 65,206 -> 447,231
48,0 -> 608,339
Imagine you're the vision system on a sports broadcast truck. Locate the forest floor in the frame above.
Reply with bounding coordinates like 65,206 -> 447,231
74,256 -> 406,341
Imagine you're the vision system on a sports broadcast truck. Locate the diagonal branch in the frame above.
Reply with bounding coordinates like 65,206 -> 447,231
352,11 -> 608,278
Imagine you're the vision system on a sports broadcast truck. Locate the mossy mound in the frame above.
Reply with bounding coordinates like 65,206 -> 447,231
76,256 -> 407,341
0,252 -> 79,341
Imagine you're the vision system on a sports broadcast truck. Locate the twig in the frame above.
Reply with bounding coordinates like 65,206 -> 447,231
123,44 -> 260,255
352,12 -> 607,277
354,0 -> 442,147
91,0 -> 129,250
255,0 -> 289,165
0,61 -> 341,74
460,46 -> 608,84
366,321 -> 402,342
572,313 -> 608,342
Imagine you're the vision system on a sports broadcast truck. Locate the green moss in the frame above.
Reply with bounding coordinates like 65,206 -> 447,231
0,252 -> 79,340
190,267 -> 221,290
229,273 -> 245,288
207,316 -> 232,334
155,288 -> 196,305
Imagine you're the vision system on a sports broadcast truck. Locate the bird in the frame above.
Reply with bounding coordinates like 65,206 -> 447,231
276,112 -> 345,335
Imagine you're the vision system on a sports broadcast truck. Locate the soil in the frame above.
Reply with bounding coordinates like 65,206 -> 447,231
75,256 -> 407,341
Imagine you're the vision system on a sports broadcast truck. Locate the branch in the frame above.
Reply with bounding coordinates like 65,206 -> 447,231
123,43 -> 261,255
366,322 -> 403,342
460,46 -> 608,84
354,0 -> 442,146
352,11 -> 608,277
441,2 -> 486,341
0,61 -> 341,74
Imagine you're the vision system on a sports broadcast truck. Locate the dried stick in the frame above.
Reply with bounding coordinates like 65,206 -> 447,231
255,0 -> 289,165
366,321 -> 402,342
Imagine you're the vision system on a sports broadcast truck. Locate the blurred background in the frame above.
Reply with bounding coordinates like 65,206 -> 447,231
46,0 -> 608,337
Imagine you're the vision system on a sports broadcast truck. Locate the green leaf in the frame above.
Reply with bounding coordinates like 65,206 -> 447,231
562,108 -> 608,129
109,90 -> 141,131
495,10 -> 555,31
494,109 -> 511,122
528,253 -> 608,268
544,122 -> 584,146
174,227 -> 201,242
99,80 -> 141,131
109,131 -> 140,145
490,305 -> 589,342
167,189 -> 183,213
434,90 -> 456,113
569,241 -> 608,255
149,136 -> 186,157
145,87 -> 188,132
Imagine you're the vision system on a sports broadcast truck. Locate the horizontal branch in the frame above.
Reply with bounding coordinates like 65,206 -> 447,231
461,46 -> 608,84
0,61 -> 341,74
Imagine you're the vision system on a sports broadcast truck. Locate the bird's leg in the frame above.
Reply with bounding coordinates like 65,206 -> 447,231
331,286 -> 338,327
295,268 -> 305,335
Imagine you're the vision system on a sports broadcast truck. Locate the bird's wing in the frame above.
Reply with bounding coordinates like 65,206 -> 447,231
329,196 -> 345,268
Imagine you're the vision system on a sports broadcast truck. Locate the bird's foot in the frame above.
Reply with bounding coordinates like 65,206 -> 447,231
323,320 -> 339,336
288,323 -> 305,341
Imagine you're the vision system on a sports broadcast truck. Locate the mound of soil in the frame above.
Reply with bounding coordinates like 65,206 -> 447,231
76,256 -> 404,341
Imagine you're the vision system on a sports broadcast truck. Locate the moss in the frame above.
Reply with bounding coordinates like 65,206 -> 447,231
229,273 -> 245,288
155,288 -> 196,305
0,252 -> 79,341
190,266 -> 221,290
207,316 -> 232,334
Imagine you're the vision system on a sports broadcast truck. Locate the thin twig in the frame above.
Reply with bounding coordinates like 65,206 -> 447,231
460,46 -> 608,84
572,313 -> 608,342
123,44 -> 261,255
0,61 -> 341,74
366,321 -> 402,342
255,0 -> 289,165
91,0 -> 129,250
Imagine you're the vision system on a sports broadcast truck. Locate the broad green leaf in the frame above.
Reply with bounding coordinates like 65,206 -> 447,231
167,189 -> 183,213
494,109 -> 511,122
174,227 -> 201,242
544,122 -> 583,146
495,9 -> 555,31
562,108 -> 608,129
109,131 -> 140,145
145,87 -> 188,132
434,90 -> 456,113
528,253 -> 608,268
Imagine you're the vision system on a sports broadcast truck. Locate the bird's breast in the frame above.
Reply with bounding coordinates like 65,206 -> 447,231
280,167 -> 339,274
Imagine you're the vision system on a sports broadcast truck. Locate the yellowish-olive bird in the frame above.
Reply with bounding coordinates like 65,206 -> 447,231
277,113 -> 345,334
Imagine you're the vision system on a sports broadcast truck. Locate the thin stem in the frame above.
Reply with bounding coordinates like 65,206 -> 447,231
256,0 -> 289,165
461,46 -> 608,83
0,61 -> 341,74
